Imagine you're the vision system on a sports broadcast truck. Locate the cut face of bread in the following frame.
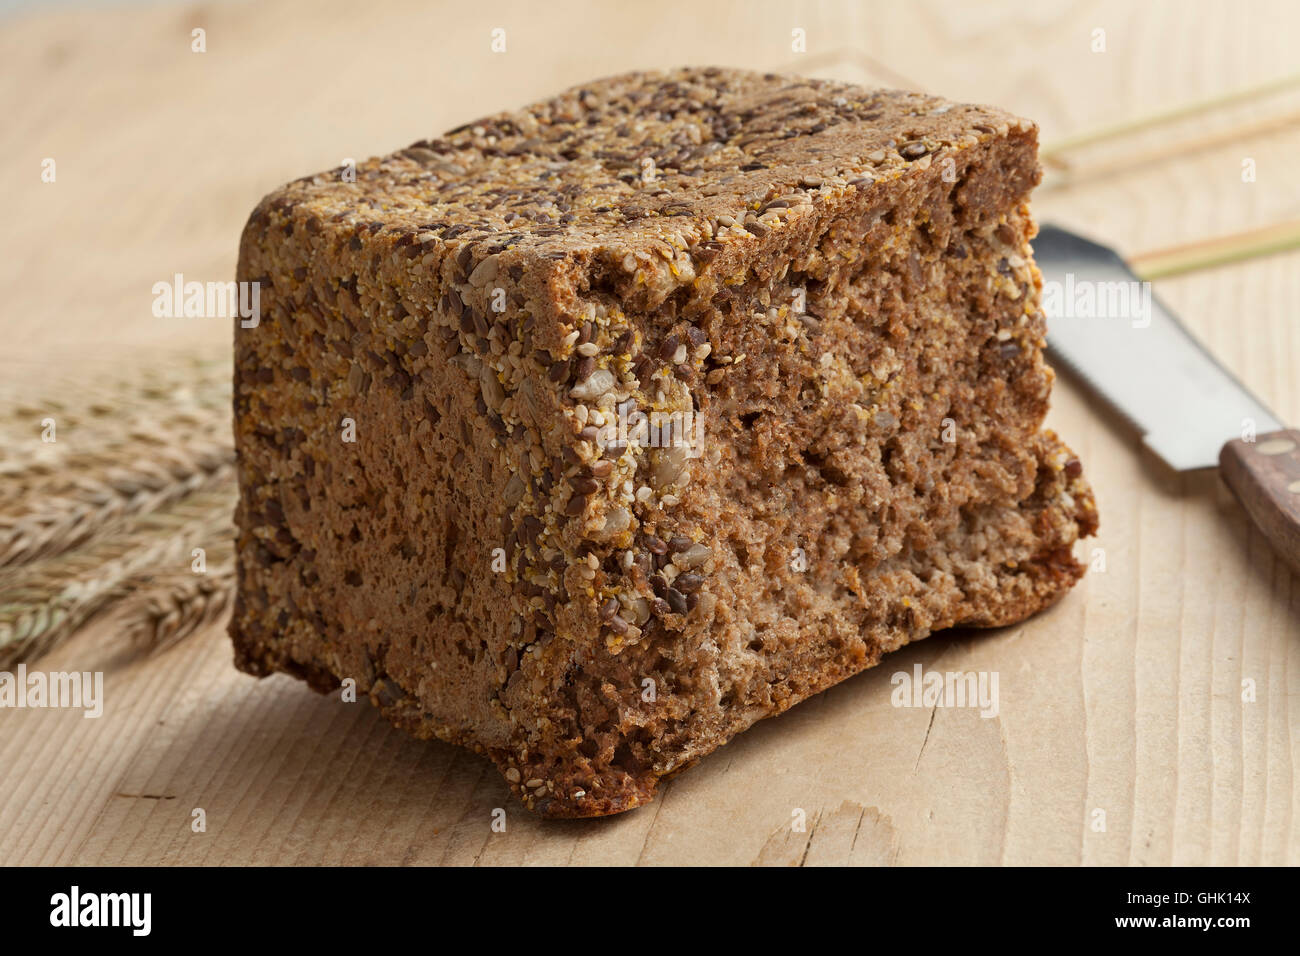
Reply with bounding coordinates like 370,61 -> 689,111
230,67 -> 1098,817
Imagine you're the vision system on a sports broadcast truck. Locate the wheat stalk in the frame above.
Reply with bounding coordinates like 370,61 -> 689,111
1041,69 -> 1300,160
1129,219 -> 1300,280
0,411 -> 230,491
0,351 -> 236,569
0,445 -> 234,568
0,362 -> 232,503
119,560 -> 236,655
0,489 -> 235,668
0,355 -> 241,665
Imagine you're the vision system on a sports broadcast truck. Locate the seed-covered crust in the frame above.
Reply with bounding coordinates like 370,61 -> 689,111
231,67 -> 1098,818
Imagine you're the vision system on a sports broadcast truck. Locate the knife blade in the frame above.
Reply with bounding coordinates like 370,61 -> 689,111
1033,223 -> 1300,574
1034,223 -> 1282,471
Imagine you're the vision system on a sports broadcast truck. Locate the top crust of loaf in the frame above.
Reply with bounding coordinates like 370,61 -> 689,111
246,68 -> 1034,324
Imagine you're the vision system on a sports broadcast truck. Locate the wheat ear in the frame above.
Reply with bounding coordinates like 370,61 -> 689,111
0,489 -> 234,668
0,447 -> 234,568
118,560 -> 237,655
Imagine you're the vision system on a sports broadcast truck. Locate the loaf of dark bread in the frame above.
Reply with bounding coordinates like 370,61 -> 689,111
230,67 -> 1098,817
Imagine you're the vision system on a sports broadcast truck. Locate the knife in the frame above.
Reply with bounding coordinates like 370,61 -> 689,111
1033,223 -> 1300,575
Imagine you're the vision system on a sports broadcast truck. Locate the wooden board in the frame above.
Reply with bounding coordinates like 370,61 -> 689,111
2,0 -> 1298,866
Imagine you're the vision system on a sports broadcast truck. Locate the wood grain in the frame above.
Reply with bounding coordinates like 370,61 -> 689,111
1,0 -> 1298,866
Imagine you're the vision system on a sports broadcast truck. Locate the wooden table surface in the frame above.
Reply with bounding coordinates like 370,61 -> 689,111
2,0 -> 1298,866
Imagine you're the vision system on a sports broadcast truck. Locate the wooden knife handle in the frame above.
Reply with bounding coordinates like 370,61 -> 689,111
1219,428 -> 1300,576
